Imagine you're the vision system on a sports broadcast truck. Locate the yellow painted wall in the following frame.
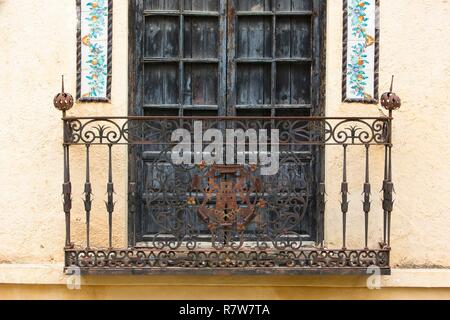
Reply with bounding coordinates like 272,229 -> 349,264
1,285 -> 450,300
0,0 -> 449,298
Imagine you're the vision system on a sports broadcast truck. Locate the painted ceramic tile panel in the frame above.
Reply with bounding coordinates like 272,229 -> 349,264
78,0 -> 111,100
344,0 -> 379,102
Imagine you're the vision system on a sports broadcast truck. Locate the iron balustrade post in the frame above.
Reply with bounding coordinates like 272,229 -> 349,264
363,144 -> 371,249
378,77 -> 400,249
128,141 -> 137,247
387,146 -> 394,247
316,121 -> 326,246
84,144 -> 93,249
106,144 -> 115,249
63,143 -> 72,249
341,144 -> 349,250
317,178 -> 326,247
382,115 -> 394,248
383,145 -> 388,245
382,155 -> 394,247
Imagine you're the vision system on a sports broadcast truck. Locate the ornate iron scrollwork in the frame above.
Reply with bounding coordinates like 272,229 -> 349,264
195,165 -> 262,233
60,115 -> 394,275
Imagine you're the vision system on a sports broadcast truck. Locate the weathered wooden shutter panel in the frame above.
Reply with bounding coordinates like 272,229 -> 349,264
227,0 -> 316,116
130,0 -> 325,244
139,0 -> 227,116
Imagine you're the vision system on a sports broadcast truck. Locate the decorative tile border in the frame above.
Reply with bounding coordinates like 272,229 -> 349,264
77,0 -> 112,102
343,0 -> 379,103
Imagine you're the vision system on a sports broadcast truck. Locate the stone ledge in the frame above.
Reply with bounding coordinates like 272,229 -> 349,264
0,264 -> 449,288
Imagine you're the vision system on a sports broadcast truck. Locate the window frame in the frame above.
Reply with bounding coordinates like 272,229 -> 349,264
127,0 -> 327,248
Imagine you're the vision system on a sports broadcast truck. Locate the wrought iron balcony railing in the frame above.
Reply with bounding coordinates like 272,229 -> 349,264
60,115 -> 395,275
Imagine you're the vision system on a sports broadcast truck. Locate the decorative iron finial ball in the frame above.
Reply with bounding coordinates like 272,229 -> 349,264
381,75 -> 401,111
53,75 -> 74,112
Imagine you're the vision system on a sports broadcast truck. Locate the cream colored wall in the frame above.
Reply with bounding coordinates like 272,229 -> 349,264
0,0 -> 449,292
0,0 -> 129,264
325,0 -> 450,267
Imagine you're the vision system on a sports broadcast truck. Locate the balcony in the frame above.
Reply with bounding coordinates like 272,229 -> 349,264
60,115 -> 394,275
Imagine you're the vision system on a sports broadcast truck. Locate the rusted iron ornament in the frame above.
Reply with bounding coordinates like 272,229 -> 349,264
381,76 -> 401,111
54,75 -> 74,112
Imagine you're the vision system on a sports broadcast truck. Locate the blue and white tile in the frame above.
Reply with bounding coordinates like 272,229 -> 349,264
347,0 -> 376,43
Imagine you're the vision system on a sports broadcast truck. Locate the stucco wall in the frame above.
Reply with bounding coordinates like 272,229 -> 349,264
325,0 -> 450,267
0,0 -> 449,293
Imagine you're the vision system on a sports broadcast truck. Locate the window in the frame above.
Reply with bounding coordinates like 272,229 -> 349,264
128,0 -> 326,248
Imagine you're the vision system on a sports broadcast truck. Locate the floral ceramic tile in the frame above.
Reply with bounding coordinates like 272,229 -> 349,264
78,0 -> 112,101
343,0 -> 379,102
